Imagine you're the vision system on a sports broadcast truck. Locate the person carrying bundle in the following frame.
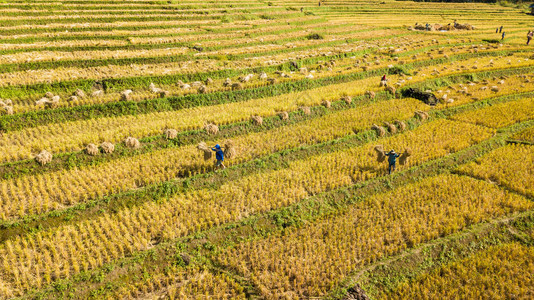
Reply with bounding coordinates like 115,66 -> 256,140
380,74 -> 388,87
211,144 -> 226,170
385,149 -> 401,174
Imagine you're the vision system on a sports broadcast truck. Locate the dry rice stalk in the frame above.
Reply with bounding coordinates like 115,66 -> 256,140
374,145 -> 386,162
205,77 -> 214,85
399,148 -> 412,165
223,78 -> 232,87
342,95 -> 352,104
198,85 -> 207,94
224,140 -> 236,159
74,89 -> 86,98
197,142 -> 213,160
384,122 -> 397,134
251,115 -> 263,126
414,110 -> 429,120
85,143 -> 99,156
322,100 -> 331,108
35,150 -> 52,166
386,85 -> 396,97
205,123 -> 219,135
371,124 -> 386,137
163,128 -> 178,139
300,106 -> 311,115
68,96 -> 78,102
395,120 -> 406,131
278,111 -> 289,120
100,142 -> 115,154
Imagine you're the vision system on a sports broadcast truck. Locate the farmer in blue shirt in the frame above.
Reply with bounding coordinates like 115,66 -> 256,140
385,149 -> 400,174
211,144 -> 226,169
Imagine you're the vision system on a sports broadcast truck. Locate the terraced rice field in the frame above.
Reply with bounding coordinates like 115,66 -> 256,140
0,0 -> 533,299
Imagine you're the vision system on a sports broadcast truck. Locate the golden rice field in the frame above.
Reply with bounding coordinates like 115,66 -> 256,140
0,0 -> 533,299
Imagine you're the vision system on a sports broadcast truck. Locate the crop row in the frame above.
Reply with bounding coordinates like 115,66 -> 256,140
510,124 -> 534,143
0,119 -> 494,297
383,242 -> 534,299
457,144 -> 534,198
216,174 -> 532,298
0,97 -> 427,220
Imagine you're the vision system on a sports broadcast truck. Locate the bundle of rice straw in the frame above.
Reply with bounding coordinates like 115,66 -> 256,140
395,120 -> 407,131
342,95 -> 352,104
163,128 -> 178,139
300,106 -> 311,115
223,78 -> 232,87
198,85 -> 207,94
399,148 -> 412,165
371,124 -> 386,137
251,115 -> 263,126
125,137 -> 141,149
414,110 -> 429,120
205,77 -> 214,85
278,111 -> 289,120
205,123 -> 219,135
231,82 -> 243,90
384,122 -> 397,134
374,145 -> 386,162
35,150 -> 52,166
120,89 -> 133,101
322,100 -> 331,108
224,140 -> 236,159
386,85 -> 396,97
100,142 -> 115,154
365,90 -> 376,99
74,89 -> 85,98
197,142 -> 213,160
86,143 -> 99,156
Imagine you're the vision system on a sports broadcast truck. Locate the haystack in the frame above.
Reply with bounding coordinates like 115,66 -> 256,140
415,110 -> 429,120
85,143 -> 99,156
231,82 -> 243,91
372,124 -> 386,137
300,106 -> 311,115
384,122 -> 397,134
74,89 -> 85,98
395,120 -> 406,131
125,137 -> 141,149
100,142 -> 115,154
35,150 -> 52,166
278,111 -> 289,120
197,142 -> 213,160
374,145 -> 386,162
342,95 -> 352,104
251,115 -> 263,126
163,128 -> 178,139
399,148 -> 412,165
120,89 -> 133,101
205,123 -> 219,135
224,140 -> 236,159
365,90 -> 376,99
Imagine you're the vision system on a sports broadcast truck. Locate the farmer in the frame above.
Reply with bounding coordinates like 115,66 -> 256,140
385,149 -> 400,174
425,23 -> 430,31
499,25 -> 503,33
502,31 -> 506,40
496,28 -> 499,33
527,31 -> 533,45
380,74 -> 388,86
211,144 -> 226,170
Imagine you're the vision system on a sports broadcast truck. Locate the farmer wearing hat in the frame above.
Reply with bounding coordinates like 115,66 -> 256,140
385,149 -> 400,174
211,144 -> 226,169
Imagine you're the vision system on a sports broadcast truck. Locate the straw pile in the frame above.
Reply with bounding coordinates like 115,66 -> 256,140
198,85 -> 207,94
120,89 -> 133,101
163,128 -> 178,139
322,100 -> 331,108
74,89 -> 86,98
278,111 -> 289,120
125,137 -> 141,149
372,124 -> 386,137
205,77 -> 214,85
384,122 -> 397,134
223,78 -> 232,87
35,150 -> 52,166
86,143 -> 99,156
300,106 -> 311,115
224,140 -> 236,159
0,99 -> 13,115
342,95 -> 352,104
231,82 -> 243,90
386,85 -> 396,97
100,142 -> 115,154
205,123 -> 219,135
365,90 -> 376,99
395,120 -> 406,131
197,142 -> 213,160
251,115 -> 263,126
374,145 -> 386,162
415,110 -> 429,120
399,148 -> 412,165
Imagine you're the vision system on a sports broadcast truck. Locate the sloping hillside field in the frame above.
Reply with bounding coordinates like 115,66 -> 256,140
0,0 -> 533,299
